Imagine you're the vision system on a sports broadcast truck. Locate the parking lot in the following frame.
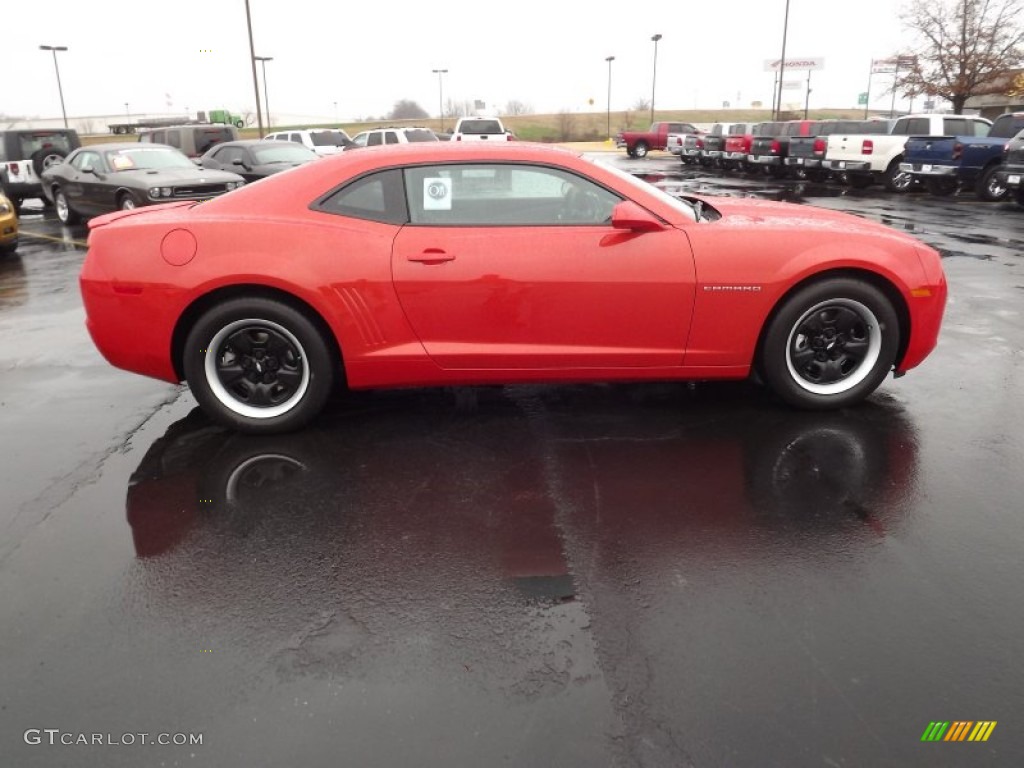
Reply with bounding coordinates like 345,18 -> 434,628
1,151 -> 1022,767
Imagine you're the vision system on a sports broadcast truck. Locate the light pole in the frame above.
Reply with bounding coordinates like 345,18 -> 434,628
255,56 -> 273,128
773,0 -> 791,120
39,45 -> 69,129
432,69 -> 448,132
125,102 -> 130,117
605,55 -> 615,139
243,0 -> 264,136
650,34 -> 662,124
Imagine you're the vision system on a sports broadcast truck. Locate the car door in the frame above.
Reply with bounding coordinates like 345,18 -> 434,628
391,162 -> 695,369
63,150 -> 104,215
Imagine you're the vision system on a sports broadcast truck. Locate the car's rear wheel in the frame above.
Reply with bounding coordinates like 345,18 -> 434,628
760,278 -> 899,410
633,141 -> 649,158
975,165 -> 1009,202
183,298 -> 336,433
54,188 -> 81,225
883,160 -> 914,192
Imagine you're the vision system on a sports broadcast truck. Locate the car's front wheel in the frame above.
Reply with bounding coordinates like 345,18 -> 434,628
54,188 -> 81,225
760,278 -> 900,410
183,298 -> 336,433
119,192 -> 141,210
633,141 -> 649,158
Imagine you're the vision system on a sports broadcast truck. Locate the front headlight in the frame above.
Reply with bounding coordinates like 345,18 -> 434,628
148,187 -> 173,199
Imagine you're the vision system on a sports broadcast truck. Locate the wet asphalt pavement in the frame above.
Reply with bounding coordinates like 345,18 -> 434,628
1,154 -> 1022,767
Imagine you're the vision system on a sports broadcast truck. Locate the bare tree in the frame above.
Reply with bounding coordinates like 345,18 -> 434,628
631,97 -> 651,113
896,0 -> 1024,113
444,98 -> 466,118
503,100 -> 531,116
389,100 -> 429,120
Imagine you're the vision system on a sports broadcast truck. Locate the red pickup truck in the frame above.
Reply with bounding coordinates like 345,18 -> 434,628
616,121 -> 699,158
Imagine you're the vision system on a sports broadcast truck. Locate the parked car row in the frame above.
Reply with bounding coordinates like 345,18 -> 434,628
665,113 -> 1024,205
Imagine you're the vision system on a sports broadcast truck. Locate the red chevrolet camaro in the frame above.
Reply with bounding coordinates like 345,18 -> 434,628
80,142 -> 947,433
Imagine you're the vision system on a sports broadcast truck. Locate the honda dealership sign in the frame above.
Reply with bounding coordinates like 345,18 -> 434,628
764,57 -> 825,71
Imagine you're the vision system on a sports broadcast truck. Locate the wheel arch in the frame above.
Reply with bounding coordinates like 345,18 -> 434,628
170,284 -> 345,384
754,268 -> 911,372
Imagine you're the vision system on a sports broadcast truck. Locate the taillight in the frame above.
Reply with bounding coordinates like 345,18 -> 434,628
506,133 -> 512,141
813,138 -> 826,155
10,163 -> 19,175
455,135 -> 462,141
770,139 -> 781,154
952,142 -> 963,161
861,139 -> 874,155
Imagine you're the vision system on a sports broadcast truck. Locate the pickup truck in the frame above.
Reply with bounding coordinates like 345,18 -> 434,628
700,123 -> 750,168
723,123 -> 770,172
785,119 -> 893,181
995,128 -> 1024,207
748,120 -> 819,178
616,121 -> 699,158
823,113 -> 992,192
899,112 -> 1024,201
667,129 -> 703,164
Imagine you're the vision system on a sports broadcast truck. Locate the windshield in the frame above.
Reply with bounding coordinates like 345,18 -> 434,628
105,147 -> 194,171
587,156 -> 698,222
253,144 -> 317,163
310,131 -> 351,146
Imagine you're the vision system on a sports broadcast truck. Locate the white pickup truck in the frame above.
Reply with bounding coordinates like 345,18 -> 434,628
823,113 -> 992,191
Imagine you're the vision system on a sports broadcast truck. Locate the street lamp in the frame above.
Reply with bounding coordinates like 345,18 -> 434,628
432,69 -> 448,132
39,45 -> 69,129
243,0 -> 264,136
255,56 -> 273,128
773,0 -> 791,120
650,34 -> 662,124
125,102 -> 130,117
605,55 -> 615,139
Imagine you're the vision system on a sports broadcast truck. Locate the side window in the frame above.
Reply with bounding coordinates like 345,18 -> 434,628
972,120 -> 993,137
403,163 -> 621,226
367,133 -> 383,146
317,169 -> 407,225
290,133 -> 302,143
351,133 -> 369,148
214,146 -> 245,165
72,151 -> 100,172
384,132 -> 399,145
943,118 -> 968,135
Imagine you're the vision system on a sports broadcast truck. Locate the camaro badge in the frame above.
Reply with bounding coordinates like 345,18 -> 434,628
702,285 -> 763,292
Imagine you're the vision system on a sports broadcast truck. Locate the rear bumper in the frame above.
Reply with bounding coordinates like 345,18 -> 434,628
747,155 -> 783,166
899,163 -> 957,176
723,151 -> 748,161
995,167 -> 1023,187
785,157 -> 823,168
824,160 -> 871,172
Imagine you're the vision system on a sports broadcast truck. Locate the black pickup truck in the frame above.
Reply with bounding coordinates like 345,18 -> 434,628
699,123 -> 750,168
747,121 -> 819,178
995,128 -> 1024,207
785,119 -> 893,181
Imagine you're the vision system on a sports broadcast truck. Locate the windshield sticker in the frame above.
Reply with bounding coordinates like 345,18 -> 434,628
109,154 -> 136,170
423,177 -> 452,211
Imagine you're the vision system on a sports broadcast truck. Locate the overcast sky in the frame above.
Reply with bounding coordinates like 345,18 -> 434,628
6,0 -> 919,122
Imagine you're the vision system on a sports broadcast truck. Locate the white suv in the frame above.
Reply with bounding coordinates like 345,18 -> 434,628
451,117 -> 511,142
349,127 -> 439,148
264,129 -> 353,156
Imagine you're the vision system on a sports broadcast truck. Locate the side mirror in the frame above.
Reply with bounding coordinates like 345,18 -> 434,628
610,200 -> 664,232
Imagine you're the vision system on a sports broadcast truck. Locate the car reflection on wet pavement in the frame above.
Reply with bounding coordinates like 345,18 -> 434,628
1,158 -> 1023,767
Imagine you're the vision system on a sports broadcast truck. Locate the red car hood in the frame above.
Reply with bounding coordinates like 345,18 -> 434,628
698,196 -> 922,246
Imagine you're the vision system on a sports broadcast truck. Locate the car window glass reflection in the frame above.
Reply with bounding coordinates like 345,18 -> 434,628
318,169 -> 406,225
402,163 -> 620,226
